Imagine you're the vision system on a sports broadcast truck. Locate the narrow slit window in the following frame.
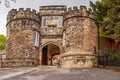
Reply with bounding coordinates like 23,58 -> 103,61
63,31 -> 66,46
42,17 -> 47,26
34,31 -> 39,47
24,50 -> 29,58
58,16 -> 63,27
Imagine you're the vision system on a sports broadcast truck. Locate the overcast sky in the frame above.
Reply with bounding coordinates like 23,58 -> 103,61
0,0 -> 98,36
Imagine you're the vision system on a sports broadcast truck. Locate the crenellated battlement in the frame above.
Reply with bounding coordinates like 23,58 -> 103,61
63,6 -> 94,21
5,5 -> 98,68
7,8 -> 40,24
40,5 -> 67,16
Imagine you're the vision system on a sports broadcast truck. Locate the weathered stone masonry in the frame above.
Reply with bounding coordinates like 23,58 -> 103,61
61,6 -> 98,68
5,8 -> 41,67
4,5 -> 98,68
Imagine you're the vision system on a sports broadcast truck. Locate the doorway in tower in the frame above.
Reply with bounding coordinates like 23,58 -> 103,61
42,44 -> 60,66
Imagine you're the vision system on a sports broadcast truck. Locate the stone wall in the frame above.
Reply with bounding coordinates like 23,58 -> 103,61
4,5 -> 98,68
61,6 -> 98,68
39,6 -> 65,65
4,8 -> 41,67
39,5 -> 66,16
99,37 -> 112,56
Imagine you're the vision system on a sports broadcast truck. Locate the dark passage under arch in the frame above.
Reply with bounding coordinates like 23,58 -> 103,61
42,44 -> 60,66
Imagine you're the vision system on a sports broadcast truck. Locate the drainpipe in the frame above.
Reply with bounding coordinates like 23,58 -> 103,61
0,55 -> 1,68
97,24 -> 100,67
0,55 -> 2,68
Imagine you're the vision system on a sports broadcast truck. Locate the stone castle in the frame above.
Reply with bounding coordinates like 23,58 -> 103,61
4,5 -> 98,68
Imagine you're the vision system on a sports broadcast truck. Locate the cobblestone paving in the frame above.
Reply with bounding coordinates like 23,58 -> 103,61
3,66 -> 120,80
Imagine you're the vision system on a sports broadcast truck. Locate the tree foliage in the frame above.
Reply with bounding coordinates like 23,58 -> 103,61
0,35 -> 6,50
90,0 -> 120,42
0,0 -> 16,8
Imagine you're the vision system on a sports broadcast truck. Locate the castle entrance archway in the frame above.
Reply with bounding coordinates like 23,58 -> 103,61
41,44 -> 60,66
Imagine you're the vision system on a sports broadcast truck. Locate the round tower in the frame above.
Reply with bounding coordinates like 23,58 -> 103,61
4,8 -> 41,67
61,6 -> 98,68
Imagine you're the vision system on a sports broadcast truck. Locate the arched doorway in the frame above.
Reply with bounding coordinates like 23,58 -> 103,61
41,44 -> 60,66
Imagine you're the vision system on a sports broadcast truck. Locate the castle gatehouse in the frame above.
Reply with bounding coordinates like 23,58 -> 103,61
4,5 -> 98,68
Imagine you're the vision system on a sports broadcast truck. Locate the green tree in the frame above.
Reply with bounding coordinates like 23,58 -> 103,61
0,34 -> 6,50
90,0 -> 120,52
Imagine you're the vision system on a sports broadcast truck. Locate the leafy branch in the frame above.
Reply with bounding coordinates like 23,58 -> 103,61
0,0 -> 16,8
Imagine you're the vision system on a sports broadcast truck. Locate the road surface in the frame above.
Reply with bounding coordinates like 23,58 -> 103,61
4,66 -> 120,80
